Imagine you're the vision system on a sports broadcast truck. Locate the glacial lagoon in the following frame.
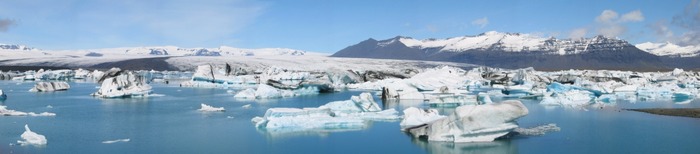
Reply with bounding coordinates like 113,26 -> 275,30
2,80 -> 700,154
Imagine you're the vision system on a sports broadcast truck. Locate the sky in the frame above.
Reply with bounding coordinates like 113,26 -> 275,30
0,0 -> 698,53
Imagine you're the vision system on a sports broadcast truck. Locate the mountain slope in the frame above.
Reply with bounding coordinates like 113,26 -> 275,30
332,32 -> 675,71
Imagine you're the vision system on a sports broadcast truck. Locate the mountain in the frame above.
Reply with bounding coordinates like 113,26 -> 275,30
0,44 -> 37,51
332,31 -> 673,71
636,42 -> 700,57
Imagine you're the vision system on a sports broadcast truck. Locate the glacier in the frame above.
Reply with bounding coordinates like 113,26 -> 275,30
405,100 -> 529,143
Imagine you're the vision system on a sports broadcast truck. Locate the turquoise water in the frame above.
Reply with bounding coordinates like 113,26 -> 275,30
1,80 -> 700,154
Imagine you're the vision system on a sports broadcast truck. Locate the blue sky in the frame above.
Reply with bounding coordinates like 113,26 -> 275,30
0,0 -> 698,53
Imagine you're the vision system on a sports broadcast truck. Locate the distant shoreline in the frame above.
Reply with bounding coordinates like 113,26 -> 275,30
627,108 -> 700,118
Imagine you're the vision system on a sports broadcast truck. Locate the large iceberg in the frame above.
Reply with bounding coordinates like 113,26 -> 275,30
29,82 -> 71,92
252,92 -> 399,134
17,124 -> 47,146
91,68 -> 152,98
405,100 -> 529,143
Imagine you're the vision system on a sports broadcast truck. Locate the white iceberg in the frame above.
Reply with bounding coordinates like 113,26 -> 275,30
400,107 -> 446,131
540,90 -> 594,108
29,82 -> 70,92
405,100 -> 529,143
0,89 -> 6,100
1,105 -> 56,117
17,124 -> 47,146
91,68 -> 152,98
253,92 -> 399,134
198,104 -> 225,112
102,138 -> 130,144
234,84 -> 319,99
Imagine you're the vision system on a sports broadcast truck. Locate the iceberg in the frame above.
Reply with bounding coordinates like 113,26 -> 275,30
0,89 -> 6,100
405,100 -> 529,143
234,84 -> 319,99
198,104 -> 225,112
252,92 -> 399,134
17,124 -> 47,146
91,68 -> 152,98
540,90 -> 594,108
102,138 -> 130,144
1,105 -> 56,116
29,82 -> 71,92
34,69 -> 74,80
400,107 -> 446,131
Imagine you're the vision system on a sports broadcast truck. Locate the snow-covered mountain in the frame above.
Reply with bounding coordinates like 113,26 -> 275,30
333,31 -> 667,71
636,42 -> 700,57
0,44 -> 37,51
385,31 -> 631,55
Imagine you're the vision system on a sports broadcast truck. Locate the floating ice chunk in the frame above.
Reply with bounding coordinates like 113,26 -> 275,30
17,125 -> 47,146
27,112 -> 56,117
0,89 -> 7,100
29,82 -> 70,92
91,68 -> 152,98
253,93 -> 399,134
255,84 -> 282,98
102,138 -> 130,144
400,107 -> 446,131
613,85 -> 637,93
46,105 -> 53,109
513,123 -> 561,136
596,94 -> 617,103
406,100 -> 529,143
540,90 -> 594,108
198,104 -> 225,112
242,104 -> 252,109
233,88 -> 256,99
1,106 -> 56,116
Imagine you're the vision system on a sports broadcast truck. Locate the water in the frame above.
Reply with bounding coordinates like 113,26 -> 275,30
1,80 -> 700,153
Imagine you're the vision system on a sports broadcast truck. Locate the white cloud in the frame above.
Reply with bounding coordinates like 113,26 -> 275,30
592,9 -> 644,37
621,10 -> 644,22
595,10 -> 619,23
471,17 -> 489,28
569,28 -> 588,39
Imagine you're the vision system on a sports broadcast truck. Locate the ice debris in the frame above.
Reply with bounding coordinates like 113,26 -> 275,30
102,138 -> 130,144
198,104 -> 225,112
513,123 -> 561,136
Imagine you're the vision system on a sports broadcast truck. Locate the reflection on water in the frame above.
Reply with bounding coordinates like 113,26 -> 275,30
409,134 -> 517,154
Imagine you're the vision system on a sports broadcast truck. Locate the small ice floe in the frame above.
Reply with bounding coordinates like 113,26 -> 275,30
146,94 -> 165,97
226,116 -> 235,119
17,124 -> 47,146
513,123 -> 561,136
46,105 -> 53,109
1,105 -> 56,117
198,104 -> 225,112
242,104 -> 252,109
102,138 -> 130,144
